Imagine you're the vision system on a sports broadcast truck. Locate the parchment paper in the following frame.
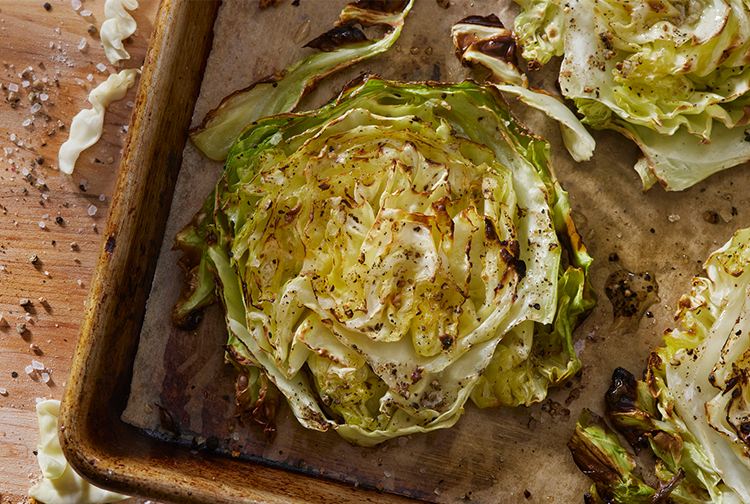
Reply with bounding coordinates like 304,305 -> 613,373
122,1 -> 750,502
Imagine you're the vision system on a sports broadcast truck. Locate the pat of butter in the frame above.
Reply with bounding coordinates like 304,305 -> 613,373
100,0 -> 139,65
29,400 -> 128,504
58,69 -> 138,175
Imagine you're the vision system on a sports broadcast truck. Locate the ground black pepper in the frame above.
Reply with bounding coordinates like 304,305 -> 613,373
43,2 -> 51,10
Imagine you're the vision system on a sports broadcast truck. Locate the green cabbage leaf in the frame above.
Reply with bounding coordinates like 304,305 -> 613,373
190,0 -> 413,161
174,75 -> 595,446
570,228 -> 750,503
513,0 -> 750,191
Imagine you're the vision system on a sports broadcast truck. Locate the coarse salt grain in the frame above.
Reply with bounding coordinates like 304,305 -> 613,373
86,73 -> 93,82
22,80 -> 30,88
75,78 -> 84,86
87,204 -> 97,216
39,93 -> 48,101
78,37 -> 87,51
41,372 -> 50,383
9,133 -> 15,141
22,167 -> 29,176
25,365 -> 34,375
32,360 -> 44,370
8,82 -> 18,92
22,119 -> 31,127
30,103 -> 41,114
80,9 -> 91,16
126,101 -> 134,108
71,0 -> 82,10
0,388 -> 7,396
96,62 -> 106,72
99,194 -> 105,201
77,279 -> 82,286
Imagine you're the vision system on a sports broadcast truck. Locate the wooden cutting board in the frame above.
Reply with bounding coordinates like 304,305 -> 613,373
0,1 -> 158,503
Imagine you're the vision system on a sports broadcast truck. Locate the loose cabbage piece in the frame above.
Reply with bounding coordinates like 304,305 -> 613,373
570,228 -> 750,503
58,69 -> 139,175
451,14 -> 595,162
189,0 -> 413,161
100,0 -> 139,65
174,75 -> 595,446
513,0 -> 750,191
29,400 -> 128,504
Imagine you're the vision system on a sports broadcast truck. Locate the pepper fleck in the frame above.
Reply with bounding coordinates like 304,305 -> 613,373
44,2 -> 51,10
11,371 -> 18,378
55,216 -> 63,225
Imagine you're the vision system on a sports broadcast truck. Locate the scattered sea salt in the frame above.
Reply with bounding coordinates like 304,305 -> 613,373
87,204 -> 97,216
32,360 -> 45,370
78,37 -> 87,51
21,80 -> 30,88
126,101 -> 134,108
22,167 -> 29,176
30,103 -> 41,114
39,93 -> 48,101
86,73 -> 94,82
25,365 -> 34,375
10,133 -> 16,141
80,9 -> 92,16
668,214 -> 680,223
77,279 -> 83,286
8,82 -> 18,92
71,0 -> 82,10
96,62 -> 106,72
41,372 -> 50,383
22,119 -> 31,127
98,194 -> 105,201
75,77 -> 84,86
0,388 -> 7,396
384,471 -> 392,478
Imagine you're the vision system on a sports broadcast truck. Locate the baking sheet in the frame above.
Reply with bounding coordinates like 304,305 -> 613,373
122,1 -> 750,502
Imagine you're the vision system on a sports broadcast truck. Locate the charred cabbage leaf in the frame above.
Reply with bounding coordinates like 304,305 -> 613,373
513,0 -> 750,191
190,0 -> 413,161
174,75 -> 595,446
451,14 -> 595,163
571,228 -> 750,503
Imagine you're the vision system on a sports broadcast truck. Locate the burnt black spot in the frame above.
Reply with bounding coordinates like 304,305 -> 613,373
304,26 -> 367,52
104,235 -> 116,254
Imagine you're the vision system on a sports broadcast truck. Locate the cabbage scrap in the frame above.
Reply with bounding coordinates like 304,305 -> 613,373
513,0 -> 750,191
173,75 -> 595,446
58,69 -> 139,175
570,228 -> 750,503
100,0 -> 139,66
29,400 -> 128,504
189,0 -> 414,161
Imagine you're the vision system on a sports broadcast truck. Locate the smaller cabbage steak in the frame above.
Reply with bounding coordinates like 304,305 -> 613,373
173,75 -> 595,446
570,228 -> 750,503
513,0 -> 750,191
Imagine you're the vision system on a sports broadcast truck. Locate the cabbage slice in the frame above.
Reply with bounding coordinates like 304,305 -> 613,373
570,228 -> 750,502
174,76 -> 595,446
514,0 -> 750,190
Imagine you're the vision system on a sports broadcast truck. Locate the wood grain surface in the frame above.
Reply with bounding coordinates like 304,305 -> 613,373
0,1 -> 159,503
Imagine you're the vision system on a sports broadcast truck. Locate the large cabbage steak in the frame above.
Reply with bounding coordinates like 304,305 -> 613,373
172,75 -> 595,446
